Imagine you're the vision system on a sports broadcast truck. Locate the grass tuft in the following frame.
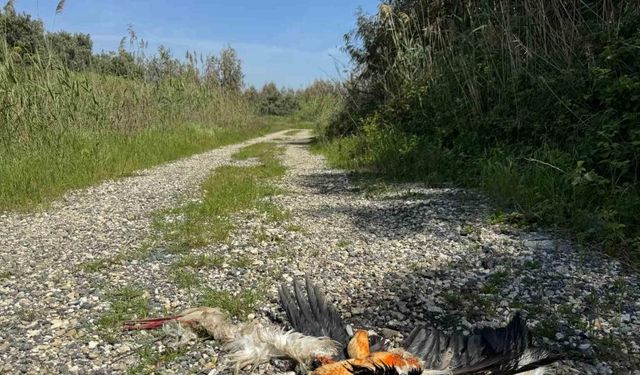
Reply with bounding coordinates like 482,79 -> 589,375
157,142 -> 287,249
98,287 -> 151,343
127,346 -> 187,375
199,289 -> 261,319
169,268 -> 200,289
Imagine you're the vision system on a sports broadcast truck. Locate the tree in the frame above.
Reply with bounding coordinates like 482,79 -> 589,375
3,0 -> 14,14
257,82 -> 299,115
219,46 -> 243,92
48,31 -> 92,70
204,54 -> 221,88
0,3 -> 46,57
244,85 -> 259,103
92,49 -> 142,78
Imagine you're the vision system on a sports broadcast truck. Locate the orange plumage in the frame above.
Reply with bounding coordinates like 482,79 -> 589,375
311,330 -> 423,374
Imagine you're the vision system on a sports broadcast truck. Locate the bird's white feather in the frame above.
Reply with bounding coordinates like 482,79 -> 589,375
517,349 -> 552,375
225,326 -> 338,369
169,307 -> 337,370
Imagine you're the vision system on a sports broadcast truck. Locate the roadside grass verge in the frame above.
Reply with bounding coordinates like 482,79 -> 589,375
0,117 -> 292,212
319,1 -> 640,269
0,32 -> 303,213
156,142 -> 286,249
315,137 -> 640,269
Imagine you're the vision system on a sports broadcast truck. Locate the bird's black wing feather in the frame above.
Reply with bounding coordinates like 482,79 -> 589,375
278,276 -> 350,359
404,312 -> 562,374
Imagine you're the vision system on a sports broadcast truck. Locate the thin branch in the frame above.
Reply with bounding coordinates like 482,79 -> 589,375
524,157 -> 566,174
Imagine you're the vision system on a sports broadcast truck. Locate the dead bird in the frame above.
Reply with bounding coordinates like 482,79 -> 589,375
123,277 -> 562,374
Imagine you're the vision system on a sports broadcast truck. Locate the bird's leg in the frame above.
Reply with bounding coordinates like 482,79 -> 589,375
122,315 -> 183,331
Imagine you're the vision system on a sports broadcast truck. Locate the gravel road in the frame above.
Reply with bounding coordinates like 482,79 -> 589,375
1,129 -> 638,374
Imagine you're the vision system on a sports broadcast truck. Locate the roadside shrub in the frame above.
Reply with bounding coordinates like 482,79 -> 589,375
326,0 -> 640,265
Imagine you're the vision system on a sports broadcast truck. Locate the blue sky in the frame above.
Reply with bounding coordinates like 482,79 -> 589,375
13,0 -> 379,88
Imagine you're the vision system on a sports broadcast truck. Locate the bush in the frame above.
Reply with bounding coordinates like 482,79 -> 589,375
250,82 -> 299,116
295,80 -> 344,135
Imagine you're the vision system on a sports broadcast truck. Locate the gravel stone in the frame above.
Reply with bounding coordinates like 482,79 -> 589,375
1,129 -> 638,374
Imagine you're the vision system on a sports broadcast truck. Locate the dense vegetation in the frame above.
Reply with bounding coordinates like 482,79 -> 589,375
245,82 -> 300,116
0,3 -> 291,210
322,0 -> 640,266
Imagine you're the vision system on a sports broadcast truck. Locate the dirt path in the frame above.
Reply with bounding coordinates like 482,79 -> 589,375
1,129 -> 638,374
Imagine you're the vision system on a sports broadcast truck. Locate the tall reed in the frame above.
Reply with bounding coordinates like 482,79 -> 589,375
0,40 -> 265,210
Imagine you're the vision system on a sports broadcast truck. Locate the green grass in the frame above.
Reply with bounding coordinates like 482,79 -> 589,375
199,288 -> 261,319
285,224 -> 305,233
254,226 -> 270,243
168,254 -> 225,289
479,270 -> 510,294
259,202 -> 290,222
336,239 -> 352,248
283,129 -> 301,136
228,255 -> 252,269
319,0 -> 640,270
127,346 -> 187,375
98,286 -> 151,343
529,296 -> 630,364
317,136 -> 640,268
231,141 -> 285,163
253,225 -> 286,243
169,268 -> 200,289
489,211 -> 536,229
81,259 -> 114,273
156,142 -> 286,249
461,225 -> 481,237
0,119 -> 292,212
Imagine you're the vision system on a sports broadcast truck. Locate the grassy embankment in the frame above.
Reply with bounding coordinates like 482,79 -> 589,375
0,43 -> 295,211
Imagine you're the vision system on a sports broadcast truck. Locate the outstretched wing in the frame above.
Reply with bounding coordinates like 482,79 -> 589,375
278,276 -> 350,359
404,312 -> 562,374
